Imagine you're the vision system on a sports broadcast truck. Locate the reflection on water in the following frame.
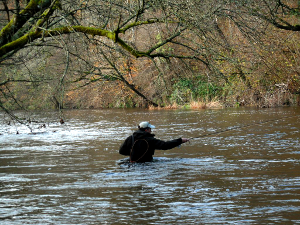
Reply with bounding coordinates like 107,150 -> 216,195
0,107 -> 300,224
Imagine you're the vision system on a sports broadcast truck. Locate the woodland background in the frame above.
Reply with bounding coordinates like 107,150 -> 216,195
0,0 -> 300,113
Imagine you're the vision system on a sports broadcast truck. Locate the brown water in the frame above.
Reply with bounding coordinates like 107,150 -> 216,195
0,107 -> 300,224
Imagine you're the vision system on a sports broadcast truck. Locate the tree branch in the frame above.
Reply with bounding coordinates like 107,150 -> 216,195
1,23 -> 184,59
0,0 -> 53,46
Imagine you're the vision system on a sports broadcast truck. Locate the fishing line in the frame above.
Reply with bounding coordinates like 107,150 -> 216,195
189,114 -> 299,140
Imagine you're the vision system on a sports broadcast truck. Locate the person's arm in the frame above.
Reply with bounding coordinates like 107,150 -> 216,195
152,137 -> 188,150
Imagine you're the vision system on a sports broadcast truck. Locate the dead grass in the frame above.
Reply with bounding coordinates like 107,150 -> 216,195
190,101 -> 206,109
206,101 -> 223,109
148,100 -> 223,110
148,105 -> 162,110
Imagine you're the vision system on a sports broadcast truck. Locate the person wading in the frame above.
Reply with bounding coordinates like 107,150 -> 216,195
119,122 -> 189,163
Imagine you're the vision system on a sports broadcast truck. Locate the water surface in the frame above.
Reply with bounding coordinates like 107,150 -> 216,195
0,107 -> 300,224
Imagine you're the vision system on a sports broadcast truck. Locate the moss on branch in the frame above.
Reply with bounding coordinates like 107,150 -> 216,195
0,25 -> 151,58
0,0 -> 53,46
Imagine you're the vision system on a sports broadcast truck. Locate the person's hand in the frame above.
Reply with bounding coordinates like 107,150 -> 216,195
182,138 -> 189,143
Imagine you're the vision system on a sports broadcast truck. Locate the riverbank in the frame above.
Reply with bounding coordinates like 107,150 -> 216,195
148,101 -> 224,110
2,79 -> 299,111
63,84 -> 300,110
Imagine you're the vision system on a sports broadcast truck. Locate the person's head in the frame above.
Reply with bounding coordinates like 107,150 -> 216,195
138,121 -> 155,133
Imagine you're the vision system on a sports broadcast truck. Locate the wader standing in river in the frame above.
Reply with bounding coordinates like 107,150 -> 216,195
119,122 -> 189,162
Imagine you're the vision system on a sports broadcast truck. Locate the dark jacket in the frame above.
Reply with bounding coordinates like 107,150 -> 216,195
119,130 -> 182,162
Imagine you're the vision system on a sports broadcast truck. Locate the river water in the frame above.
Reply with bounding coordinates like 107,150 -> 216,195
0,107 -> 300,224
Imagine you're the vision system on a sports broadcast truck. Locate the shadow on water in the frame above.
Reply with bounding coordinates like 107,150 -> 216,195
0,107 -> 300,224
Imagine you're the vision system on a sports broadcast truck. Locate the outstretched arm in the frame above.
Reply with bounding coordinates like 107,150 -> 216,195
153,137 -> 188,150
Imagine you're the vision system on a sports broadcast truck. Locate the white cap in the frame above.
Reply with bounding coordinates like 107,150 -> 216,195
139,121 -> 155,129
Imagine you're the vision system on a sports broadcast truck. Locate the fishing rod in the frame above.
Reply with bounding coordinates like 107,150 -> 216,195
189,114 -> 299,140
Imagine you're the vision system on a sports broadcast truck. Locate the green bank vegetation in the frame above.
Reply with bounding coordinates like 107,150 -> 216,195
0,0 -> 299,115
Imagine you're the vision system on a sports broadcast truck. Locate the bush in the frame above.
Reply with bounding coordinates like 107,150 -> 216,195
170,76 -> 222,104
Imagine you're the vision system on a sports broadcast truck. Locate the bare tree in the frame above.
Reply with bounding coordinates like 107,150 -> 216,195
0,0 -> 192,111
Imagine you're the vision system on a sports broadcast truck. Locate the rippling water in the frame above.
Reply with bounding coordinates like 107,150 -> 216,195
1,107 -> 300,224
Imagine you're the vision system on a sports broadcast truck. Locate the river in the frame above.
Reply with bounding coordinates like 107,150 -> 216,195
0,107 -> 300,224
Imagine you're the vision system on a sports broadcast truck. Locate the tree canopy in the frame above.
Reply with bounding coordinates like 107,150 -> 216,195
0,0 -> 299,116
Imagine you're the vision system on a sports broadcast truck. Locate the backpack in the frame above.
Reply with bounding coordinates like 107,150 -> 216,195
130,135 -> 149,163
